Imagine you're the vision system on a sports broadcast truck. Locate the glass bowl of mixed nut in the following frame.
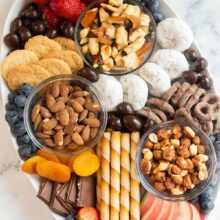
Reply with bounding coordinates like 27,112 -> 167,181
74,0 -> 156,75
136,121 -> 216,201
24,75 -> 107,156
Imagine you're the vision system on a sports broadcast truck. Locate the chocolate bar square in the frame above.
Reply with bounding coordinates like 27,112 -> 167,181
66,174 -> 78,205
37,179 -> 54,205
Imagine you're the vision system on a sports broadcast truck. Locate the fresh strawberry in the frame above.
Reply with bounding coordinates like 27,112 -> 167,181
33,0 -> 49,5
50,0 -> 86,23
42,6 -> 61,27
77,207 -> 100,220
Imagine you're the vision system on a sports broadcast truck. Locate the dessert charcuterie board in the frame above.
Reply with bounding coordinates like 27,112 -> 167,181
1,0 -> 220,220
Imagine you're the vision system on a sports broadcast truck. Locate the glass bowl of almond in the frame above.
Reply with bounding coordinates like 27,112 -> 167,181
24,75 -> 107,157
74,0 -> 156,75
136,120 -> 216,201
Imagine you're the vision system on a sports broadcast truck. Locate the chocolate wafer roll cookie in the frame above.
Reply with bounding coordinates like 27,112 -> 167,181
110,132 -> 121,220
130,132 -> 140,220
96,141 -> 102,210
120,133 -> 131,220
100,132 -> 111,220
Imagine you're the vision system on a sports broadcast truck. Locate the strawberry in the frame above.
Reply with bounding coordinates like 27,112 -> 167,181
50,0 -> 86,23
33,0 -> 49,5
42,6 -> 61,27
77,207 -> 100,220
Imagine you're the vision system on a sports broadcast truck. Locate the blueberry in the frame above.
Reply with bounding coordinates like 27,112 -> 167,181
18,145 -> 32,160
30,143 -> 38,154
5,111 -> 19,126
15,95 -> 27,107
17,134 -> 31,145
215,133 -> 220,142
200,199 -> 214,214
5,103 -> 19,111
210,173 -> 219,188
11,121 -> 26,137
18,83 -> 33,97
65,215 -> 76,220
17,109 -> 24,121
8,92 -> 18,103
152,11 -> 164,23
199,187 -> 213,202
147,1 -> 160,12
189,196 -> 199,204
209,135 -> 216,143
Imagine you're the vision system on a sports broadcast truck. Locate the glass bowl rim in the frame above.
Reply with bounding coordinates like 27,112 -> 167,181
74,0 -> 157,76
135,120 -> 217,201
24,74 -> 108,157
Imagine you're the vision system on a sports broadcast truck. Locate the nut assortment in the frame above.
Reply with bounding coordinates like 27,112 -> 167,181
79,0 -> 153,72
31,81 -> 101,151
140,124 -> 209,195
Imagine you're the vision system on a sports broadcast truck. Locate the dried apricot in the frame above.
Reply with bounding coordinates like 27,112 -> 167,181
36,161 -> 71,183
22,156 -> 46,174
37,149 -> 60,163
73,151 -> 100,176
68,156 -> 76,172
58,156 -> 71,165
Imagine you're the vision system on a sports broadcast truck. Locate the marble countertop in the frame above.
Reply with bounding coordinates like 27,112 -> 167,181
0,0 -> 220,219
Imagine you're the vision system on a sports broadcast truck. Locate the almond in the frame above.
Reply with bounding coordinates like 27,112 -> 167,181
73,86 -> 82,91
64,123 -> 77,135
84,118 -> 100,127
36,120 -> 44,132
82,125 -> 90,143
66,106 -> 79,124
42,118 -> 58,131
51,82 -> 60,98
79,109 -> 89,122
34,114 -> 42,131
43,130 -> 55,135
68,85 -> 74,93
64,134 -> 72,146
73,91 -> 89,97
88,112 -> 96,118
40,107 -> 52,118
90,127 -> 98,139
71,100 -> 84,113
74,97 -> 86,106
36,132 -> 50,139
43,138 -> 55,147
49,102 -> 65,113
72,132 -> 84,145
54,124 -> 64,130
32,104 -> 41,122
67,142 -> 78,151
76,125 -> 85,134
54,130 -> 64,146
85,97 -> 92,104
46,94 -> 56,108
56,96 -> 69,103
60,84 -> 70,97
57,108 -> 70,126
85,103 -> 101,112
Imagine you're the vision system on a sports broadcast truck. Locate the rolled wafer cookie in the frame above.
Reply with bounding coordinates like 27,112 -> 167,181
120,133 -> 130,220
130,132 -> 140,220
110,131 -> 121,220
100,132 -> 111,220
96,141 -> 102,210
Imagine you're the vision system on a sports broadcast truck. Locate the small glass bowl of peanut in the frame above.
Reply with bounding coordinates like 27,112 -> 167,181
24,75 -> 107,157
136,120 -> 216,201
74,0 -> 156,76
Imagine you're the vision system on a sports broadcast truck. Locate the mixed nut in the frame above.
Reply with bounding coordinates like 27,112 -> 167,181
79,0 -> 153,72
31,81 -> 101,151
140,124 -> 209,195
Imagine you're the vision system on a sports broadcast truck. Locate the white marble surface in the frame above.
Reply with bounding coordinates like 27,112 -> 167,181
0,0 -> 220,219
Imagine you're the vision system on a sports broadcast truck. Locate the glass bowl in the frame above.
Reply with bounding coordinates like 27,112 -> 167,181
136,120 -> 217,201
24,75 -> 107,157
74,0 -> 156,76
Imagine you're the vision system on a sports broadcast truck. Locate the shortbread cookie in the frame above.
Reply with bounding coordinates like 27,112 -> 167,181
36,58 -> 72,75
7,64 -> 53,90
54,37 -> 76,51
2,50 -> 38,79
157,18 -> 193,52
25,35 -> 62,59
44,50 -> 84,73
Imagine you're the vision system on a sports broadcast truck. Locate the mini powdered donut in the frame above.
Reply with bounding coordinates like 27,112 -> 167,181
151,49 -> 189,80
119,74 -> 148,111
93,75 -> 123,111
156,18 -> 193,52
139,63 -> 171,97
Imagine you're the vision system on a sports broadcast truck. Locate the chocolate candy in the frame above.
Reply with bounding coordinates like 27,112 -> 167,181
79,67 -> 99,82
63,21 -> 74,39
24,8 -> 41,20
195,57 -> 208,72
20,3 -> 35,17
184,48 -> 198,62
45,28 -> 59,39
31,20 -> 46,35
199,75 -> 213,90
143,119 -> 155,132
109,117 -> 122,131
182,70 -> 198,84
123,115 -> 143,131
18,26 -> 32,42
117,102 -> 135,116
4,33 -> 20,47
10,18 -> 23,33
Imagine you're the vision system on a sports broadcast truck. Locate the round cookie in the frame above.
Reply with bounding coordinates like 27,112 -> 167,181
54,37 -> 76,51
139,63 -> 171,97
7,64 -> 53,90
157,18 -> 193,52
44,50 -> 84,73
36,58 -> 72,75
24,35 -> 62,59
2,50 -> 38,79
151,49 -> 189,80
